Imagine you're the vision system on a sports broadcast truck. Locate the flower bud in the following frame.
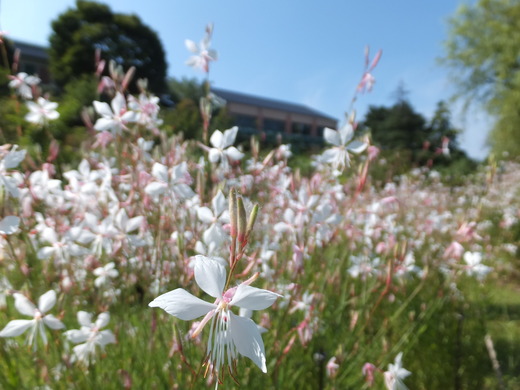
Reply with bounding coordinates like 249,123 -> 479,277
245,204 -> 259,240
229,188 -> 237,238
237,196 -> 246,243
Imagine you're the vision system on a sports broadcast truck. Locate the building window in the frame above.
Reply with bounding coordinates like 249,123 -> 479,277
291,122 -> 312,135
234,114 -> 257,130
263,118 -> 286,133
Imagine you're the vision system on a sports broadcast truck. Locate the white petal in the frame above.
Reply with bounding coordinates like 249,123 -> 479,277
111,93 -> 126,115
194,256 -> 226,298
98,329 -> 116,346
323,128 -> 340,146
222,126 -> 238,148
229,313 -> 267,373
197,207 -> 215,223
149,288 -> 215,321
0,216 -> 20,235
212,191 -> 227,217
209,130 -> 223,148
0,319 -> 34,337
185,39 -> 199,53
93,101 -> 113,117
208,148 -> 221,163
230,285 -> 281,310
4,148 -> 26,169
338,123 -> 354,144
64,329 -> 89,343
347,140 -> 368,154
43,314 -> 65,330
151,163 -> 169,182
225,147 -> 244,161
38,290 -> 56,313
125,216 -> 143,233
77,311 -> 93,327
37,247 -> 55,260
13,293 -> 36,316
94,118 -> 116,132
95,312 -> 110,329
145,182 -> 167,197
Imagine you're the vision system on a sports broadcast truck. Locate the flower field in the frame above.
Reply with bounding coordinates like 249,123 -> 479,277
0,27 -> 519,390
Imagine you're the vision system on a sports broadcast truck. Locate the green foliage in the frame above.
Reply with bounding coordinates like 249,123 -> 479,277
49,0 -> 167,94
442,0 -> 520,157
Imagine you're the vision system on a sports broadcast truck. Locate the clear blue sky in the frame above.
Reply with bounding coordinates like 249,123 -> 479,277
0,0 -> 489,159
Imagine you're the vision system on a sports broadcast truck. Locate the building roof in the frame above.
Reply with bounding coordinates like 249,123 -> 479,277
12,40 -> 48,60
212,87 -> 337,121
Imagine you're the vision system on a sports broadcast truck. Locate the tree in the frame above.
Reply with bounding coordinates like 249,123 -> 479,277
442,0 -> 520,157
49,0 -> 167,94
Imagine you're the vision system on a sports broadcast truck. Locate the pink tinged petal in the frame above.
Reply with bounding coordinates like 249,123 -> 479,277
323,128 -> 340,146
95,312 -> 110,329
197,207 -> 215,223
43,314 -> 64,329
13,293 -> 36,316
0,216 -> 19,235
347,140 -> 368,154
194,256 -> 227,298
77,311 -> 93,327
209,130 -> 223,148
38,290 -> 56,313
230,285 -> 281,310
148,288 -> 215,321
93,101 -> 113,117
64,329 -> 89,343
222,126 -> 238,148
0,319 -> 34,337
229,313 -> 267,373
225,147 -> 244,161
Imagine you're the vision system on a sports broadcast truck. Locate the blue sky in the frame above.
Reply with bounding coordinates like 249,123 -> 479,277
0,0 -> 489,159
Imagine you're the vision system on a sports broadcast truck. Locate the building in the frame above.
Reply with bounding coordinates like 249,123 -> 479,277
11,40 -> 51,83
213,87 -> 337,149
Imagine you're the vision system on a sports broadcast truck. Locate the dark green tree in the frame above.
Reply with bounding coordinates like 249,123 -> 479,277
442,0 -> 520,158
49,0 -> 167,94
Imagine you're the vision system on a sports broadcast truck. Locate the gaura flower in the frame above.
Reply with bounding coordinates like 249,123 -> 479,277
25,97 -> 60,125
321,122 -> 367,171
384,352 -> 411,390
185,23 -> 218,73
0,290 -> 64,349
149,256 -> 280,379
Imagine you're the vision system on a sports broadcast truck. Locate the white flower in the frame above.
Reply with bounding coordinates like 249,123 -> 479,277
463,251 -> 492,280
8,72 -> 40,99
64,311 -> 116,365
93,92 -> 138,135
384,352 -> 411,390
208,127 -> 244,165
149,256 -> 280,378
93,262 -> 119,287
0,290 -> 65,348
0,216 -> 20,235
321,122 -> 367,171
25,97 -> 60,125
185,23 -> 218,73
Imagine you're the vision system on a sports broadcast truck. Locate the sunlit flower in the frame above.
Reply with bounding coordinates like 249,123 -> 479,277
185,23 -> 218,73
93,92 -> 138,135
321,122 -> 367,171
25,97 -> 60,125
208,126 -> 244,165
463,251 -> 492,280
0,290 -> 64,349
93,262 -> 119,287
149,256 -> 280,380
8,72 -> 40,99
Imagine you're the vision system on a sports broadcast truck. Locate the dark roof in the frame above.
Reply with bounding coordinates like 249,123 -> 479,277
212,87 -> 337,121
12,40 -> 48,60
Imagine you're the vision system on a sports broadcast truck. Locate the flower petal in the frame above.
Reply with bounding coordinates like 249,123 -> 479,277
95,312 -> 110,329
0,216 -> 20,235
43,314 -> 65,330
209,130 -> 223,149
194,256 -> 226,298
77,311 -> 93,327
13,293 -> 36,317
229,313 -> 267,373
347,140 -> 368,154
323,128 -> 340,146
38,290 -> 56,313
0,319 -> 34,337
230,285 -> 281,311
149,288 -> 215,321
